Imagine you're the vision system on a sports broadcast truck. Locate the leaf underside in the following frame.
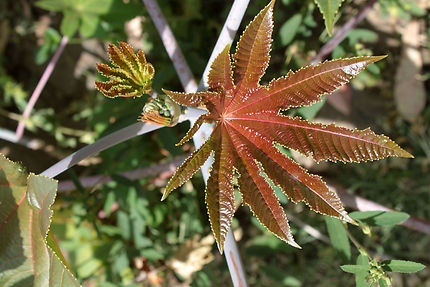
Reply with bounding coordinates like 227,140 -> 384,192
163,0 -> 412,253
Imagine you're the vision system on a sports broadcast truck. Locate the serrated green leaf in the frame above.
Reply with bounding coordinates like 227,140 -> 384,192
381,260 -> 426,273
60,11 -> 80,37
325,216 -> 351,261
349,211 -> 410,226
315,0 -> 344,36
0,154 -> 79,287
340,265 -> 369,274
279,14 -> 302,46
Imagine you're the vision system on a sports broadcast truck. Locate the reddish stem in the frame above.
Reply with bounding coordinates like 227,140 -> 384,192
15,36 -> 68,140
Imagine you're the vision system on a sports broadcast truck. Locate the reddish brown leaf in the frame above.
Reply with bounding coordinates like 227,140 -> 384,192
162,89 -> 219,108
227,56 -> 386,114
163,128 -> 216,200
230,110 -> 412,162
177,113 -> 213,146
208,44 -> 234,93
162,0 -> 411,252
205,127 -> 235,252
228,126 -> 299,248
228,120 -> 351,222
233,0 -> 274,89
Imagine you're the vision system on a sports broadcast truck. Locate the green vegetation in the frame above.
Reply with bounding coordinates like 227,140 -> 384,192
0,0 -> 428,286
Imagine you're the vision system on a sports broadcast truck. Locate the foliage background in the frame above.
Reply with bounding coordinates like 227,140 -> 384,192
0,0 -> 429,286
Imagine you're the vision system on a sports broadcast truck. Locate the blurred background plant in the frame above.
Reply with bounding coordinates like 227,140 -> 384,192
0,0 -> 429,286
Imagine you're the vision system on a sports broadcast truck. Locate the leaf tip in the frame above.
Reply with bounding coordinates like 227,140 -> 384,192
161,188 -> 171,201
289,239 -> 302,249
216,239 -> 225,254
341,213 -> 357,225
400,150 -> 414,159
368,55 -> 387,64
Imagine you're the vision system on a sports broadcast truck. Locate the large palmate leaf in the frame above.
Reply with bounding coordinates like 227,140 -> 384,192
0,154 -> 79,287
162,0 -> 412,253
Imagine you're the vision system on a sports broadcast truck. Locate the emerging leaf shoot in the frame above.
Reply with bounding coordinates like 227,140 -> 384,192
163,0 -> 412,253
96,41 -> 154,98
139,95 -> 181,126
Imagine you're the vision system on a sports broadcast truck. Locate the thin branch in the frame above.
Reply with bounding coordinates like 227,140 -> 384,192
15,35 -> 68,140
58,154 -> 188,191
41,108 -> 205,178
142,0 -> 197,93
286,212 -> 330,244
334,184 -> 430,235
142,1 -> 250,286
0,127 -> 44,150
198,1 -> 250,91
0,127 -> 67,159
311,0 -> 378,64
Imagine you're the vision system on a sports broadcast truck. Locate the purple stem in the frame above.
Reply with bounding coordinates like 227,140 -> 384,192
142,1 -> 249,286
142,0 -> 198,93
15,35 -> 68,140
58,155 -> 188,191
311,0 -> 378,64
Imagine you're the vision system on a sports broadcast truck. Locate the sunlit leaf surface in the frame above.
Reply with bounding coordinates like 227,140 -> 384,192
162,0 -> 412,253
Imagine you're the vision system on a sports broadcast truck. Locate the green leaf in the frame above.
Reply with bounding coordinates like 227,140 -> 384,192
325,216 -> 351,261
279,14 -> 302,46
381,260 -> 426,273
0,154 -> 79,286
403,0 -> 426,16
81,0 -> 113,15
35,27 -> 61,65
80,15 -> 101,38
349,211 -> 410,226
60,11 -> 80,37
314,0 -> 344,36
379,279 -> 389,287
117,210 -> 131,240
340,265 -> 369,274
346,29 -> 378,45
296,96 -> 326,120
355,255 -> 370,287
35,0 -> 70,11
